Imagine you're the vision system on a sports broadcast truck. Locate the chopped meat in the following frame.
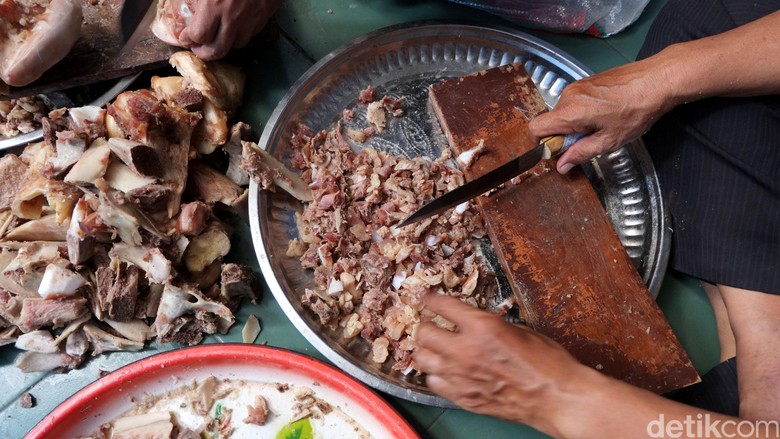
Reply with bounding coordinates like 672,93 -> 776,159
379,95 -> 405,117
280,96 -> 496,370
3,52 -> 253,373
360,253 -> 393,291
187,160 -> 244,206
107,90 -> 165,143
1,97 -> 48,137
19,392 -> 35,408
19,297 -> 88,332
0,155 -> 29,212
107,138 -> 163,178
100,263 -> 141,322
174,87 -> 204,111
176,201 -> 211,236
243,395 -> 270,425
153,283 -> 235,345
124,184 -> 171,212
220,263 -> 257,302
68,106 -> 107,142
46,130 -> 87,177
301,289 -> 337,326
224,122 -> 257,186
366,101 -> 386,132
357,86 -> 375,104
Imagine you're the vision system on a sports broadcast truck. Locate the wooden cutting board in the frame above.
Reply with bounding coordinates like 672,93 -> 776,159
429,64 -> 700,394
2,0 -> 178,98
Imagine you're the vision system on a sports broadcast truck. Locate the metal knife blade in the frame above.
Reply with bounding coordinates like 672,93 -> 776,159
118,0 -> 159,56
396,133 -> 585,228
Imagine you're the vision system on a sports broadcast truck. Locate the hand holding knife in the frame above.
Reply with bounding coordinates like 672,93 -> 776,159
396,133 -> 586,228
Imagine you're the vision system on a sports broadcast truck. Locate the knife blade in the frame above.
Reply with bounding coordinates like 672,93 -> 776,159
396,133 -> 585,228
118,0 -> 159,56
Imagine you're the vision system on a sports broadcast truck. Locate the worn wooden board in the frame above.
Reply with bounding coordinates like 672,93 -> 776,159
2,0 -> 179,98
429,64 -> 700,394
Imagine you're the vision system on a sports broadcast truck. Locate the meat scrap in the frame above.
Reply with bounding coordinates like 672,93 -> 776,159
19,392 -> 35,408
243,395 -> 270,426
1,52 -> 263,373
1,97 -> 49,137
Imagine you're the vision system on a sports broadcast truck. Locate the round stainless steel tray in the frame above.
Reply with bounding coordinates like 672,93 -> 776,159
0,73 -> 139,153
249,22 -> 670,407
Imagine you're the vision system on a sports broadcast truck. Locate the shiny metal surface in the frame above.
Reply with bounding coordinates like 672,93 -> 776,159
0,73 -> 139,153
398,144 -> 545,228
249,22 -> 670,407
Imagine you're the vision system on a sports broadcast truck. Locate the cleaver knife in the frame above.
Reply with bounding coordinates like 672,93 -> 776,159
397,133 -> 585,228
118,0 -> 159,56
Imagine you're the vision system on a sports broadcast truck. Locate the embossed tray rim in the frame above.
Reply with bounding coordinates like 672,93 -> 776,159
249,21 -> 671,407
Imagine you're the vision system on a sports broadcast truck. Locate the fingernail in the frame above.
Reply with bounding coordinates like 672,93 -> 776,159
559,163 -> 574,174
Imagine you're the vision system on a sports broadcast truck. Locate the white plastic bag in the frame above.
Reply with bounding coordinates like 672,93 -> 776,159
450,0 -> 651,37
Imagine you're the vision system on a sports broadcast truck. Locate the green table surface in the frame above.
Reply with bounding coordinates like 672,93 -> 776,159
1,1 -> 722,438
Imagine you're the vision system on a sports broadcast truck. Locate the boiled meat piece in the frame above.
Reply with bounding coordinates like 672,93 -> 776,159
0,0 -> 83,87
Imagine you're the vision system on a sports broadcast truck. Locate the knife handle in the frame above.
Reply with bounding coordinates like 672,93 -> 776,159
540,133 -> 587,158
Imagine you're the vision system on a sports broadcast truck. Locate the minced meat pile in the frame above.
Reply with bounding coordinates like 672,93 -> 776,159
285,91 -> 497,373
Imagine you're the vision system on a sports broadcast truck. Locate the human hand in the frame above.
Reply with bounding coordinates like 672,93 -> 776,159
529,58 -> 677,174
179,0 -> 283,61
412,294 -> 590,436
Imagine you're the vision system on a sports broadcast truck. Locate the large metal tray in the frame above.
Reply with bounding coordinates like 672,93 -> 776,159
249,23 -> 670,407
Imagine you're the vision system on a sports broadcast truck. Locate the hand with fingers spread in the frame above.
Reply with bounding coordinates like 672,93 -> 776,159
412,293 -> 594,437
178,0 -> 283,60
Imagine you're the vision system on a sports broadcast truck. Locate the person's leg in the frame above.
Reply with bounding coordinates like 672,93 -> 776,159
702,282 -> 736,361
637,0 -> 780,417
719,285 -> 780,420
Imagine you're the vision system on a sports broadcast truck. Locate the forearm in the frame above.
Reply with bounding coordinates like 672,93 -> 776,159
652,10 -> 780,106
541,364 -> 762,439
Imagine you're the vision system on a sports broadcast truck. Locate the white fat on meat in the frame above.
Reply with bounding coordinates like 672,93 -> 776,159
0,0 -> 83,87
456,139 -> 486,170
37,264 -> 86,298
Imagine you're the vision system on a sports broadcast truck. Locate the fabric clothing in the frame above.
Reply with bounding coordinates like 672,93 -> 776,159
672,357 -> 739,416
638,0 -> 780,294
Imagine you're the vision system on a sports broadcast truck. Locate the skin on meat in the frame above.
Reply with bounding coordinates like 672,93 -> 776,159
0,0 -> 83,87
